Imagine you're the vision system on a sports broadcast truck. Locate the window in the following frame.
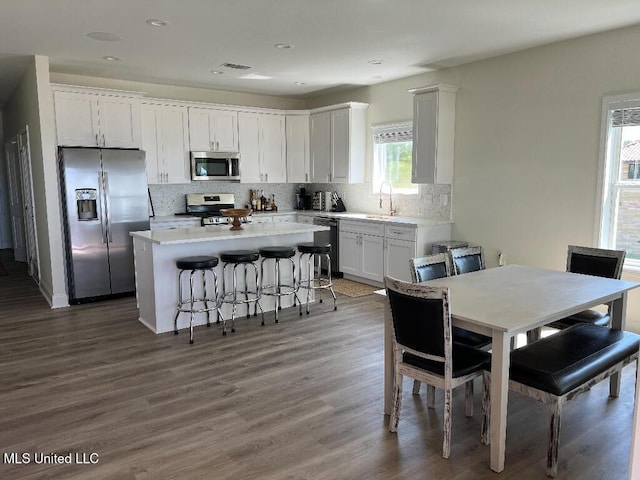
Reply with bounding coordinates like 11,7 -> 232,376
372,122 -> 418,194
598,94 -> 640,268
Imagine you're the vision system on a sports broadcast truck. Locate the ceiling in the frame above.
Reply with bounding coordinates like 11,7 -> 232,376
1,0 -> 640,106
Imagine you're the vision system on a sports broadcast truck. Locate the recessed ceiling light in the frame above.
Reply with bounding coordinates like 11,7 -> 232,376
294,81 -> 306,85
87,32 -> 121,42
240,73 -> 272,80
274,43 -> 294,49
146,19 -> 171,27
368,59 -> 383,65
210,70 -> 224,75
102,56 -> 121,61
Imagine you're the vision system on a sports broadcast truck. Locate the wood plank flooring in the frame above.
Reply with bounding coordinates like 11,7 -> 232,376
0,250 -> 636,479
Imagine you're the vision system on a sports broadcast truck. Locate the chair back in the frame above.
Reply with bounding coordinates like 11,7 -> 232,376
566,245 -> 625,279
448,246 -> 485,275
409,253 -> 451,282
384,276 -> 451,362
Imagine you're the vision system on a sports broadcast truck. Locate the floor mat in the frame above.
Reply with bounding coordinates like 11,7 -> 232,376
331,278 -> 379,297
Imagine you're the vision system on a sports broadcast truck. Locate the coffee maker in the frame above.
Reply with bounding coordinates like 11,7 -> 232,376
295,187 -> 312,210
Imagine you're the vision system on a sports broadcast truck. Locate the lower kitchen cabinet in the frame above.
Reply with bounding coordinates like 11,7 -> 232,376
339,219 -> 452,285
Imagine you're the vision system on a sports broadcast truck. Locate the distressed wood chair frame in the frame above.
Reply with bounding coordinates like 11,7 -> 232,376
509,351 -> 639,477
409,253 -> 451,283
385,276 -> 490,458
447,246 -> 486,276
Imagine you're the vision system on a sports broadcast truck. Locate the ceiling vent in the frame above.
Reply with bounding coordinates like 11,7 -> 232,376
221,62 -> 251,70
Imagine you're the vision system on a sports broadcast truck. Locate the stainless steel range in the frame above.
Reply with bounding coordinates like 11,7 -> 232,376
180,193 -> 251,226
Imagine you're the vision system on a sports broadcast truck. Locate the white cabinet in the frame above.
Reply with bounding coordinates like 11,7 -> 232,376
238,112 -> 286,183
141,103 -> 190,184
410,84 -> 458,185
339,220 -> 385,282
383,225 -> 418,282
188,107 -> 238,152
286,113 -> 310,183
310,103 -> 368,183
53,87 -> 142,148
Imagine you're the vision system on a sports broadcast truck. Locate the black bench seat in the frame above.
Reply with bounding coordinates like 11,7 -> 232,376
508,323 -> 640,477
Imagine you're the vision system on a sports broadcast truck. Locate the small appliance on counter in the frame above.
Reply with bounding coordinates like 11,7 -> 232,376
295,187 -> 312,210
179,193 -> 252,226
312,191 -> 325,211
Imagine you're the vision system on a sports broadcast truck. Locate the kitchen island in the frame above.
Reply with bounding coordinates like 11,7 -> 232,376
130,222 -> 329,334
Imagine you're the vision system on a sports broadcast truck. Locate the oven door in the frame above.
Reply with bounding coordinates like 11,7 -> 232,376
191,152 -> 240,181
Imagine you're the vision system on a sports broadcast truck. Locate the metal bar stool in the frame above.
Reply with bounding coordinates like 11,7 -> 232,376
173,255 -> 222,344
258,246 -> 301,324
297,242 -> 337,315
219,250 -> 264,334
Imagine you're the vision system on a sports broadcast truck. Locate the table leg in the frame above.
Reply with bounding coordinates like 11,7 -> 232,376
609,293 -> 628,397
490,330 -> 510,473
384,295 -> 393,415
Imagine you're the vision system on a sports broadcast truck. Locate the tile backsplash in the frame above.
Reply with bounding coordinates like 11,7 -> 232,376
149,182 -> 451,221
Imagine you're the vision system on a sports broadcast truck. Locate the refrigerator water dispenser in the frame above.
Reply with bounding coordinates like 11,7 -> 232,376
76,189 -> 98,221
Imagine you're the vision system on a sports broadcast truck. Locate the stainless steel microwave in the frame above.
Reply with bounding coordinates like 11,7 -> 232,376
190,151 -> 240,181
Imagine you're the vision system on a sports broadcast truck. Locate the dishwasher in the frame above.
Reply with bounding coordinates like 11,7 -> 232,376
313,216 -> 342,277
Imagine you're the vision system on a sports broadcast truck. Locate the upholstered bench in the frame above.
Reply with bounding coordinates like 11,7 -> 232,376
508,323 -> 640,477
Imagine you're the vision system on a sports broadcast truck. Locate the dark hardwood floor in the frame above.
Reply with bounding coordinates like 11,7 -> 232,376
0,249 -> 636,479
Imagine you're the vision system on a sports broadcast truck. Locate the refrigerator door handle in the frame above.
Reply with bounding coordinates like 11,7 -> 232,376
98,172 -> 108,243
102,171 -> 113,243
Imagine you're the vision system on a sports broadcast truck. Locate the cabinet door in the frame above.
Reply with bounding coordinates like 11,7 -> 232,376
286,114 -> 310,183
160,106 -> 191,184
188,108 -> 214,151
360,234 -> 384,282
330,108 -> 350,184
211,110 -> 239,151
310,111 -> 331,183
140,105 -> 162,184
339,230 -> 360,276
261,114 -> 286,183
385,238 -> 417,282
238,112 -> 261,183
412,91 -> 438,184
99,97 -> 141,148
54,91 -> 100,146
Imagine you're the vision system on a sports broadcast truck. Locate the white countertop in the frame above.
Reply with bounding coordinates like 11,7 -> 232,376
131,222 -> 328,245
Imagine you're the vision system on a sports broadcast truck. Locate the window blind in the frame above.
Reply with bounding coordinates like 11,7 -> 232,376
611,108 -> 640,127
372,122 -> 412,144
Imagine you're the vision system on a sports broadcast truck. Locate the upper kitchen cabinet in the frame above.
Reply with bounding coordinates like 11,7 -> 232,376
238,112 -> 286,183
52,85 -> 142,148
140,102 -> 190,184
409,84 -> 458,185
188,107 -> 238,152
286,112 -> 310,183
310,102 -> 368,184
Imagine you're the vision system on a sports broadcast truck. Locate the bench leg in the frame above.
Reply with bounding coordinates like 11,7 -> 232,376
547,399 -> 562,478
481,370 -> 491,445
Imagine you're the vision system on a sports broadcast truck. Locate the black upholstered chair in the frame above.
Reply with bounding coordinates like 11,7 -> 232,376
549,245 -> 626,330
385,276 -> 491,458
448,246 -> 485,275
409,254 -> 492,398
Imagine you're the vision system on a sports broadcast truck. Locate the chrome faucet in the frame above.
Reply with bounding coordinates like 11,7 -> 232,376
379,181 -> 396,216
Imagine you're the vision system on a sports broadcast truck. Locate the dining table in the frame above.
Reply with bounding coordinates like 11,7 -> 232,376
380,264 -> 640,473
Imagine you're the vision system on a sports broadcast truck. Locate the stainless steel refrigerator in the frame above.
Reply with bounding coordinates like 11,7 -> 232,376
59,147 -> 149,302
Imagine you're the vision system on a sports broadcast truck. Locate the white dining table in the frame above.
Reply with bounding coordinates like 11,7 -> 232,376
380,264 -> 640,473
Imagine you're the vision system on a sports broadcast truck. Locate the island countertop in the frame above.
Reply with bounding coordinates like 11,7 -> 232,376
131,222 -> 328,245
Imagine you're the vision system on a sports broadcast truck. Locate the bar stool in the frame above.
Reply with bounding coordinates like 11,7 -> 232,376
173,255 -> 221,344
219,249 -> 264,334
297,242 -> 337,315
258,246 -> 301,324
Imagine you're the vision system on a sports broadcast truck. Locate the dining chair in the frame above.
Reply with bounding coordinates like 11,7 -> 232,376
447,246 -> 485,275
385,276 -> 491,458
548,245 -> 626,330
409,253 -> 492,399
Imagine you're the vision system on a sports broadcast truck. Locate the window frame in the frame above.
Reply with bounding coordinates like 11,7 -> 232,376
371,121 -> 418,196
596,92 -> 640,271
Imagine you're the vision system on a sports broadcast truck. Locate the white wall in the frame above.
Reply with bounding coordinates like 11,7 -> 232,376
306,24 -> 640,328
3,55 -> 67,307
0,113 -> 12,248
